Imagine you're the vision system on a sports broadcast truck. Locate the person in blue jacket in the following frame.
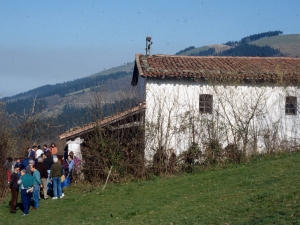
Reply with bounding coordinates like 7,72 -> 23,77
18,169 -> 34,216
30,165 -> 42,209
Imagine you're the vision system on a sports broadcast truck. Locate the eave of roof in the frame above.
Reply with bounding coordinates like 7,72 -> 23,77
59,103 -> 146,141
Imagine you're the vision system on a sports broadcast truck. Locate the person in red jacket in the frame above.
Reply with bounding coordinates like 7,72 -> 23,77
50,143 -> 58,157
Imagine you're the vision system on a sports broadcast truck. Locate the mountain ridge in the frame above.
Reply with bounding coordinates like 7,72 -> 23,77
179,34 -> 300,57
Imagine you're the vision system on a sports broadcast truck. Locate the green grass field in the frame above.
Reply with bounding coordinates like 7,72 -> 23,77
250,34 -> 300,46
1,152 -> 300,224
250,34 -> 300,57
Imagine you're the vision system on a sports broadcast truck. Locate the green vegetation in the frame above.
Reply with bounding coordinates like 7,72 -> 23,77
175,46 -> 196,55
223,30 -> 283,47
177,46 -> 209,56
250,34 -> 300,58
218,44 -> 282,57
4,71 -> 133,116
183,44 -> 282,57
250,34 -> 300,46
238,30 -> 282,45
2,70 -> 132,103
89,63 -> 134,78
1,152 -> 300,224
189,47 -> 216,56
178,31 -> 288,57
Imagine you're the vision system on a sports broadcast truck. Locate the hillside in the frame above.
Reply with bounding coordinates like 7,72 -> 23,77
179,44 -> 232,56
177,33 -> 298,58
3,64 -> 134,102
1,152 -> 300,224
41,75 -> 135,118
3,67 -> 135,116
250,34 -> 300,57
88,62 -> 134,77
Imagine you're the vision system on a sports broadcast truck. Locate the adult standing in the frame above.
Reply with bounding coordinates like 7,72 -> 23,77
43,144 -> 49,154
35,145 -> 43,159
35,157 -> 48,200
63,145 -> 68,161
50,143 -> 58,157
43,151 -> 53,191
9,165 -> 20,214
67,154 -> 74,182
28,147 -> 35,159
20,157 -> 29,171
18,169 -> 34,216
30,165 -> 42,209
3,157 -> 13,183
50,157 -> 63,199
26,159 -> 34,175
13,158 -> 21,168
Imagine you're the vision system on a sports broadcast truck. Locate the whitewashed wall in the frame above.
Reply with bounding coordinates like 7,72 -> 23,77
143,78 -> 300,161
66,137 -> 84,160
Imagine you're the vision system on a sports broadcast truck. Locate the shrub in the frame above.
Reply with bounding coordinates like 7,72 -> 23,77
202,139 -> 224,166
224,143 -> 243,164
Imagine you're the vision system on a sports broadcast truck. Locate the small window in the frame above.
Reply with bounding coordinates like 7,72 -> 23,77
286,96 -> 297,115
199,94 -> 213,114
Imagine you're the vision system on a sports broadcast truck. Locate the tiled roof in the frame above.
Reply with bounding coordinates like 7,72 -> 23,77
59,103 -> 146,140
134,54 -> 300,81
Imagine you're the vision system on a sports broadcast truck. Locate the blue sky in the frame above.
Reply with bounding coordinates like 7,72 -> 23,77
0,0 -> 299,97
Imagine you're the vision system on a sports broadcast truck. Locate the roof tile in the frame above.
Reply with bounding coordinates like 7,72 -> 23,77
134,54 -> 300,81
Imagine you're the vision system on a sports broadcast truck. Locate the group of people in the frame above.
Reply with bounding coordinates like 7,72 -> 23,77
5,143 -> 77,216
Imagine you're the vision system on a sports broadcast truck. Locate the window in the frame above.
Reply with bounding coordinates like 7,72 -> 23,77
199,94 -> 213,114
285,96 -> 297,115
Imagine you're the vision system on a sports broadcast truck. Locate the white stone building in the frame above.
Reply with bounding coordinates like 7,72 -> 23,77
131,54 -> 300,160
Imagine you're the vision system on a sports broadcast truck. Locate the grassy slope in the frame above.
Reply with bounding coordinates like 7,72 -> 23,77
180,34 -> 300,57
89,63 -> 134,78
179,46 -> 209,55
250,34 -> 300,46
249,34 -> 300,57
1,152 -> 300,224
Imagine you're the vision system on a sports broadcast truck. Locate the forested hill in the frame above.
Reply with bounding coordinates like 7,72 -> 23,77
224,30 -> 283,46
176,31 -> 300,57
2,70 -> 133,102
3,67 -> 137,134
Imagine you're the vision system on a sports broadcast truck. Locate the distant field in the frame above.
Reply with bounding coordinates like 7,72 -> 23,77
1,152 -> 300,224
182,45 -> 231,56
180,46 -> 209,55
250,34 -> 300,57
89,63 -> 134,78
250,34 -> 300,46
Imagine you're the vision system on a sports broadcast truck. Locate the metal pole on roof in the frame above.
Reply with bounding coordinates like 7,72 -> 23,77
146,36 -> 152,55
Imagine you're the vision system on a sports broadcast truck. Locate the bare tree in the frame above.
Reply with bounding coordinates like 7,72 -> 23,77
0,102 -> 17,200
81,84 -> 146,183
